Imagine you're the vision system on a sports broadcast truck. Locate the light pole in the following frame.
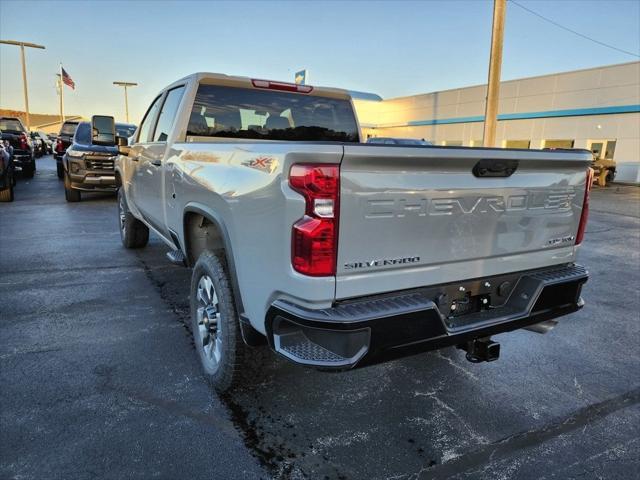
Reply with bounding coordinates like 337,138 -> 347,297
0,40 -> 46,131
113,81 -> 138,123
482,0 -> 506,147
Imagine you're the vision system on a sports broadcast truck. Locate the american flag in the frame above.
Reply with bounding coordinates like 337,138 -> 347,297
61,67 -> 75,90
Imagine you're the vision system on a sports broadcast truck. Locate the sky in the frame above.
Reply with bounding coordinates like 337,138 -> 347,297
1,0 -> 639,124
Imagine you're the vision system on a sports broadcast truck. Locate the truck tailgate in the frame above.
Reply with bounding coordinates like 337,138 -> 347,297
336,145 -> 592,299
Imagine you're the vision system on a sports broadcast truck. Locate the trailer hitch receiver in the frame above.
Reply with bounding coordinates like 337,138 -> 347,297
459,338 -> 500,363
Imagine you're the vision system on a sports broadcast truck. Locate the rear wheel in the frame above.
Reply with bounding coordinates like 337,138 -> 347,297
64,173 -> 81,202
118,188 -> 149,248
190,250 -> 247,393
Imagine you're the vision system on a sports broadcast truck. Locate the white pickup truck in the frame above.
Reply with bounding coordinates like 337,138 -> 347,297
92,73 -> 592,392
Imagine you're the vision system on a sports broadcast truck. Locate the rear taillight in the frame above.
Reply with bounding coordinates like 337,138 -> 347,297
19,133 -> 28,150
251,79 -> 313,94
576,168 -> 594,245
289,164 -> 339,276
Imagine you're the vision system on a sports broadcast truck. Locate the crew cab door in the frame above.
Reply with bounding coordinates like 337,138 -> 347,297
128,94 -> 162,221
133,86 -> 186,234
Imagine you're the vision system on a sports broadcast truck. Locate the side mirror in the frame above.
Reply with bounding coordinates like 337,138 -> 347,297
116,136 -> 131,156
91,115 -> 116,146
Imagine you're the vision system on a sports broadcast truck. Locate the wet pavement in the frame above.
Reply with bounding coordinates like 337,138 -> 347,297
1,156 -> 639,479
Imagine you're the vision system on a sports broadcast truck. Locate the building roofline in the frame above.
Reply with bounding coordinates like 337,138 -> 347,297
383,60 -> 640,102
33,116 -> 83,129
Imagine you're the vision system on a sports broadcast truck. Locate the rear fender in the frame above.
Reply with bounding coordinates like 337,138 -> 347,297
183,203 -> 265,346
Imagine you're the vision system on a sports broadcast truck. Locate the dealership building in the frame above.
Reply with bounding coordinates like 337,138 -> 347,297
353,61 -> 640,184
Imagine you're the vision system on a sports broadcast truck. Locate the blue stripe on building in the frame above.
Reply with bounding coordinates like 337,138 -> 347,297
368,104 -> 640,128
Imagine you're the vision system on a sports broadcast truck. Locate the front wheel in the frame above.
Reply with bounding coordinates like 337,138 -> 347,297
606,170 -> 615,185
190,251 -> 247,393
64,173 -> 81,202
117,188 -> 149,248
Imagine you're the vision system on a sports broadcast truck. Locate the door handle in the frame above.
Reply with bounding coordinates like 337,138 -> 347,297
151,159 -> 162,166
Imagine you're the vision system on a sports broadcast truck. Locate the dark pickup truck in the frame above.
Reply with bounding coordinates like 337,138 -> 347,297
0,117 -> 35,178
63,121 -> 136,202
55,120 -> 79,179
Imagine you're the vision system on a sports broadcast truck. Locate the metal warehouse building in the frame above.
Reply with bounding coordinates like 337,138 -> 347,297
353,61 -> 640,184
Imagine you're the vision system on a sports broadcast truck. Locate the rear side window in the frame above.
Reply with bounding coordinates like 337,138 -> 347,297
187,85 -> 359,142
60,122 -> 78,135
0,119 -> 25,133
137,95 -> 162,143
74,122 -> 91,144
153,86 -> 185,142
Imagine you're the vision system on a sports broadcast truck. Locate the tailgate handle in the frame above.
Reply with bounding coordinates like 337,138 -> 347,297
473,159 -> 518,178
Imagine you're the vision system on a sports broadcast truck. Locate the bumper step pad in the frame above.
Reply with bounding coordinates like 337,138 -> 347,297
277,331 -> 347,364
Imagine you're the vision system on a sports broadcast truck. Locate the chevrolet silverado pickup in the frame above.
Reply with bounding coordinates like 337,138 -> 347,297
99,73 -> 592,392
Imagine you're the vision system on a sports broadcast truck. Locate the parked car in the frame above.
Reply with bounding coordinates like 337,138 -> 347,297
54,120 -> 79,179
104,72 -> 591,392
367,137 -> 433,146
0,117 -> 35,178
35,131 -> 54,154
0,134 -> 15,202
30,132 -> 44,158
62,120 -> 136,202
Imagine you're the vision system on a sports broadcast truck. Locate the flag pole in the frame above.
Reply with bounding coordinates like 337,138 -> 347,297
56,74 -> 63,124
59,63 -> 65,123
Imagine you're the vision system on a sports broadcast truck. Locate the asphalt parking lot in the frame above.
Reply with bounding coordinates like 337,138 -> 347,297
1,155 -> 639,480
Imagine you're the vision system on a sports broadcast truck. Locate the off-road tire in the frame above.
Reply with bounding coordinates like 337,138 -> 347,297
190,250 -> 247,393
117,188 -> 149,248
64,173 -> 81,202
0,185 -> 14,202
606,170 -> 615,186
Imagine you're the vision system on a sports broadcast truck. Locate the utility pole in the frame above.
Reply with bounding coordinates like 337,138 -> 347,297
482,0 -> 506,147
113,81 -> 138,123
0,40 -> 46,131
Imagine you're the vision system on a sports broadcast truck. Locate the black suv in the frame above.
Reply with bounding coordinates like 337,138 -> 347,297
54,120 -> 79,179
63,121 -> 136,202
0,117 -> 36,178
